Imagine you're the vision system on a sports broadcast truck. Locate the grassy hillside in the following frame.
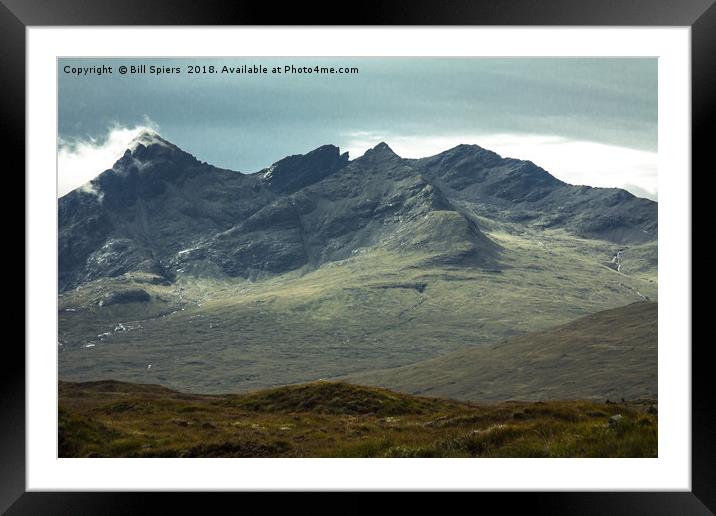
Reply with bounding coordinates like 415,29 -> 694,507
344,302 -> 657,402
59,380 -> 657,458
58,226 -> 657,394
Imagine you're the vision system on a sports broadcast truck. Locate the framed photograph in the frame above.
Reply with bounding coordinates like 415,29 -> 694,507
7,0 -> 709,511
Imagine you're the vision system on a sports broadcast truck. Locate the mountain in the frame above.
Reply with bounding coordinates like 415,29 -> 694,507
344,301 -> 657,402
58,131 -> 657,395
412,144 -> 657,244
59,133 -> 346,291
59,131 -> 655,292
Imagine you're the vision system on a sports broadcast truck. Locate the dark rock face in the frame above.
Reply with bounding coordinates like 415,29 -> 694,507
59,134 -> 276,290
58,133 -> 657,292
259,145 -> 349,194
202,198 -> 310,277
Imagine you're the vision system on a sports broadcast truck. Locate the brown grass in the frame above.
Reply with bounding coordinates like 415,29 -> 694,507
59,380 -> 657,458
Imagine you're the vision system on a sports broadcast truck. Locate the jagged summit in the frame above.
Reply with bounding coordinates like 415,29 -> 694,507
126,129 -> 173,152
416,143 -> 504,170
258,144 -> 349,194
117,131 -> 195,166
359,141 -> 400,161
443,143 -> 491,154
373,141 -> 394,152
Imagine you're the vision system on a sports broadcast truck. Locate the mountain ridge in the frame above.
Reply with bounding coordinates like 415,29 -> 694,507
59,133 -> 656,293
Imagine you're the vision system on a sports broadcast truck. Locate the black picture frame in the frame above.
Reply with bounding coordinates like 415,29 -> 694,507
5,0 -> 709,512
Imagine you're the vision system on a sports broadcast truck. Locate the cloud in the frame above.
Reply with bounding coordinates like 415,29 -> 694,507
57,119 -> 159,197
621,183 -> 658,201
341,132 -> 658,201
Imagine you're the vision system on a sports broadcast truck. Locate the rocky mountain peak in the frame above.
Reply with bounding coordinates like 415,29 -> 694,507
118,131 -> 195,165
127,129 -> 173,150
359,142 -> 401,162
259,144 -> 349,194
419,143 -> 503,169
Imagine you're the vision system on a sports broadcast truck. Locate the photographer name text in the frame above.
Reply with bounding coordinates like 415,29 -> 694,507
62,64 -> 360,77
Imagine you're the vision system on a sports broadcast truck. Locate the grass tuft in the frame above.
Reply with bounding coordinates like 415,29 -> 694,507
59,380 -> 657,458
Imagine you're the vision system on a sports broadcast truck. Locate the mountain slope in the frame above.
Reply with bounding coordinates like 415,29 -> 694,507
344,302 -> 657,402
412,144 -> 657,244
179,141 -> 501,279
58,238 -> 657,393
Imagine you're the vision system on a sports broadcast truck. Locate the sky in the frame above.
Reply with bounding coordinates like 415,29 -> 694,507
58,58 -> 657,199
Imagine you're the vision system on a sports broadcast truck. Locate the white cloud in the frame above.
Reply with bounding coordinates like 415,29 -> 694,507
341,132 -> 658,201
57,120 -> 159,197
